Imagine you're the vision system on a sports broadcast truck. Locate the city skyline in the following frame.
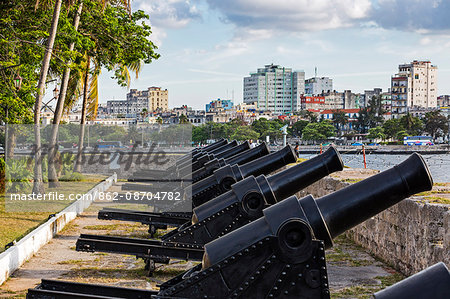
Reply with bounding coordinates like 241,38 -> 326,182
96,0 -> 450,110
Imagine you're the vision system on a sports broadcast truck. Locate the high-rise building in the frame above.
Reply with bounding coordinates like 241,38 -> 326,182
305,77 -> 333,95
391,60 -> 437,118
243,64 -> 305,114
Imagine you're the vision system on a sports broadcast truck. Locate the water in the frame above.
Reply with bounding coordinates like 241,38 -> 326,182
299,153 -> 450,183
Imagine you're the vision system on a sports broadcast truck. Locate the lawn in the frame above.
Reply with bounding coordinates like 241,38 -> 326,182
0,174 -> 107,252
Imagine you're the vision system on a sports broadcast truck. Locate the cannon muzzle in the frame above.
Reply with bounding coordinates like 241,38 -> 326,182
192,146 -> 343,224
373,262 -> 450,299
239,145 -> 297,178
203,153 -> 433,267
177,139 -> 227,164
267,146 -> 343,201
179,141 -> 250,176
187,142 -> 270,184
189,145 -> 297,207
316,152 -> 433,239
225,142 -> 270,166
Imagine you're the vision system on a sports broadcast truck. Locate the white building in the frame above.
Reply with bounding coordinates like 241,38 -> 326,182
243,64 -> 305,114
391,60 -> 438,117
305,77 -> 333,95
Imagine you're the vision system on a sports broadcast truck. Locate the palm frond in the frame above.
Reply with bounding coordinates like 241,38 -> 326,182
63,70 -> 83,115
86,71 -> 98,120
127,59 -> 143,79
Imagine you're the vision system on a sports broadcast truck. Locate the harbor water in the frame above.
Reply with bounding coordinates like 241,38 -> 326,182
299,153 -> 450,183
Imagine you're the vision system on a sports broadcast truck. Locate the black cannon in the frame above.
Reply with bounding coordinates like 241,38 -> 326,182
136,139 -> 228,180
27,153 -> 437,298
128,139 -> 233,181
178,140 -> 250,175
124,140 -> 248,190
76,147 -> 343,274
373,262 -> 450,299
98,143 -> 271,235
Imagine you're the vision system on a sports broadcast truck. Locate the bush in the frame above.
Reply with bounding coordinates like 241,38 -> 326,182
59,172 -> 85,182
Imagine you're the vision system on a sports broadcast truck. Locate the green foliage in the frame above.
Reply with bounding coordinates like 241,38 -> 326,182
251,118 -> 283,140
5,158 -> 32,193
356,95 -> 385,133
382,119 -> 401,140
302,120 -> 335,141
231,126 -> 260,141
332,109 -> 349,135
399,113 -> 423,136
289,120 -> 309,138
422,111 -> 448,140
59,171 -> 84,182
368,126 -> 385,140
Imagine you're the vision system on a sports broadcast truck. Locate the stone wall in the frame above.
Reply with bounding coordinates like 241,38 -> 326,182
298,177 -> 449,276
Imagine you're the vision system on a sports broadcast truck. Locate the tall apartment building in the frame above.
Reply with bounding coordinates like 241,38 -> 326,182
391,60 -> 437,118
107,87 -> 168,117
243,64 -> 305,114
305,77 -> 333,95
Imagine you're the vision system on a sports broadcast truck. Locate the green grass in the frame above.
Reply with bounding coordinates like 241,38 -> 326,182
0,174 -> 106,252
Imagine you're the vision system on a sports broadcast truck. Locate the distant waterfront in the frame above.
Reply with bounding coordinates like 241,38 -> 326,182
299,153 -> 450,182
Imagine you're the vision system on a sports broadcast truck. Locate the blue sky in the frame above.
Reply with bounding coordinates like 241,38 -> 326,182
97,0 -> 450,110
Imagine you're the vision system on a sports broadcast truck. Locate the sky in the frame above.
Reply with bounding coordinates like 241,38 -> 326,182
97,0 -> 450,110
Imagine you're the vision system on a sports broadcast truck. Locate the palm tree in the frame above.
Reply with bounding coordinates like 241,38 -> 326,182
48,1 -> 84,187
73,56 -> 143,172
33,0 -> 63,194
46,0 -> 131,179
332,109 -> 348,135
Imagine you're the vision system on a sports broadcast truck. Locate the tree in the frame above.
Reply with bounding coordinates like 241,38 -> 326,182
289,120 -> 309,138
355,95 -> 385,133
382,119 -> 402,140
251,118 -> 282,141
302,120 -> 335,141
72,3 -> 159,172
32,0 -> 64,193
423,111 -> 448,140
297,110 -> 318,123
399,113 -> 423,136
231,126 -> 259,141
179,114 -> 189,124
368,126 -> 385,141
332,110 -> 349,135
48,1 -> 84,187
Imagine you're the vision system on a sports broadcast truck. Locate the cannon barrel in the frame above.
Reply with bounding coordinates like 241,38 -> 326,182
184,140 -> 237,167
239,144 -> 298,178
226,142 -> 270,166
187,142 -> 270,184
189,145 -> 297,207
373,262 -> 450,299
179,141 -> 250,176
203,153 -> 433,267
176,139 -> 227,164
266,146 -> 343,201
192,146 -> 343,223
316,152 -> 433,239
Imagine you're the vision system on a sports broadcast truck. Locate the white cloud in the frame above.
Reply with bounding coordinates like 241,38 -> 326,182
135,0 -> 201,29
370,0 -> 450,32
206,0 -> 371,32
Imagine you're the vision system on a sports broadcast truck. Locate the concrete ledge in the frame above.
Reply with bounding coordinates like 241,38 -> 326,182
0,173 -> 117,285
